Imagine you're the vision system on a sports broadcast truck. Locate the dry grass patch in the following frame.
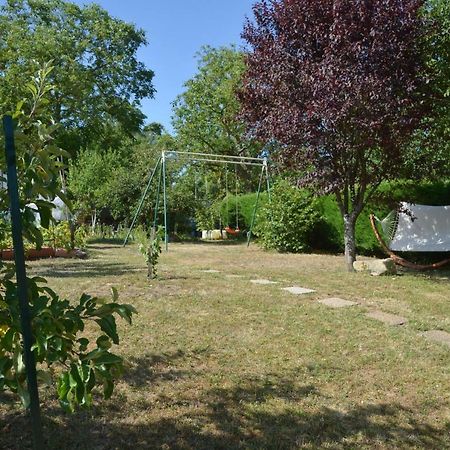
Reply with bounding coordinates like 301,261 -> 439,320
0,242 -> 449,449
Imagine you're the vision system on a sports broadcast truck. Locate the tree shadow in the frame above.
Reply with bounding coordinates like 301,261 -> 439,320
1,364 -> 447,449
182,239 -> 246,246
122,349 -> 207,387
31,261 -> 137,278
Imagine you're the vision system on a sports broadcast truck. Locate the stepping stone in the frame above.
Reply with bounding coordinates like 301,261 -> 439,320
225,274 -> 244,278
202,269 -> 220,273
250,279 -> 278,285
318,298 -> 358,308
282,286 -> 315,295
366,310 -> 407,326
422,330 -> 450,348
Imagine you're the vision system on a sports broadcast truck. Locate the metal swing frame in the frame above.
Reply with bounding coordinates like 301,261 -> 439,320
122,150 -> 271,250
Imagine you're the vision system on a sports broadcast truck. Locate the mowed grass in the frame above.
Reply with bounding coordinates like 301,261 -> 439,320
1,242 -> 449,449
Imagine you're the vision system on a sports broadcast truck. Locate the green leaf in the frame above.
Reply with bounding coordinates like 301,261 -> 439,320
96,335 -> 111,350
95,316 -> 119,344
77,338 -> 89,352
93,351 -> 123,366
17,380 -> 30,409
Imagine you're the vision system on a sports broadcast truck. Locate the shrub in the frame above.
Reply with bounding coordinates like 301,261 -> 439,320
216,192 -> 269,231
42,221 -> 87,250
134,225 -> 164,278
0,65 -> 136,413
255,180 -> 321,253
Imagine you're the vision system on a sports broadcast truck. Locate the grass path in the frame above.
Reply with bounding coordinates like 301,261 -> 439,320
1,242 -> 449,449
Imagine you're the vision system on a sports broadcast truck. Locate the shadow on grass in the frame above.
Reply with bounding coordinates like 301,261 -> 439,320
87,238 -> 126,245
123,349 -> 206,387
177,239 -> 247,246
31,261 -> 137,278
1,367 -> 447,450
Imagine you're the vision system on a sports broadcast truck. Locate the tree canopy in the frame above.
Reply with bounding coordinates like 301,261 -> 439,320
240,0 -> 428,270
0,0 -> 155,153
406,0 -> 450,177
172,46 -> 261,158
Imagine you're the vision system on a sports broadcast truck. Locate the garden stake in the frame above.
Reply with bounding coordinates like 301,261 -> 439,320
3,115 -> 44,450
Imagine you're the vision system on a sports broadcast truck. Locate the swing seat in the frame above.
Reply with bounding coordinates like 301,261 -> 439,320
225,226 -> 240,236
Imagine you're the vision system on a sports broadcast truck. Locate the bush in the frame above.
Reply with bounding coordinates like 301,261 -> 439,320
253,179 -> 450,256
255,180 -> 321,252
0,66 -> 136,413
216,192 -> 269,231
42,221 -> 87,250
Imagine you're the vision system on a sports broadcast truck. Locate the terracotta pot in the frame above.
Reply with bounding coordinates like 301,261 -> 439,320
26,247 -> 56,260
55,248 -> 70,258
1,249 -> 14,260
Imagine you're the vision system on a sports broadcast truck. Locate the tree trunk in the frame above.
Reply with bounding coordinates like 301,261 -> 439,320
343,214 -> 356,272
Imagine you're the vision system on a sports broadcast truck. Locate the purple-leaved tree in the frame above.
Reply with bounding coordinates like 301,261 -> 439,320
240,0 -> 427,271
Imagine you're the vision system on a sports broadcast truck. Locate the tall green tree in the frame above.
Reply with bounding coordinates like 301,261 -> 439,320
172,46 -> 261,158
0,0 -> 155,153
406,0 -> 450,178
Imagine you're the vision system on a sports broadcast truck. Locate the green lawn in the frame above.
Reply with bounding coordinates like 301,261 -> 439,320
1,242 -> 449,449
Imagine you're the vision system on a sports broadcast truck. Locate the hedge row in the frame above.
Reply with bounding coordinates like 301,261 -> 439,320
218,179 -> 450,255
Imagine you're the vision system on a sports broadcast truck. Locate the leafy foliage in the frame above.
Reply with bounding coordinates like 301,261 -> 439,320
0,0 -> 155,152
135,226 -> 164,279
240,0 -> 428,269
0,280 -> 136,412
0,65 -> 136,412
42,221 -> 86,250
173,46 -> 261,159
255,180 -> 321,253
404,0 -> 450,178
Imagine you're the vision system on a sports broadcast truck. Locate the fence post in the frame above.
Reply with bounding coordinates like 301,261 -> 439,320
3,115 -> 44,450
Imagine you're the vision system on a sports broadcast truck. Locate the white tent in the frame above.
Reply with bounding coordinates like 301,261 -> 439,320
389,202 -> 450,252
28,196 -> 71,224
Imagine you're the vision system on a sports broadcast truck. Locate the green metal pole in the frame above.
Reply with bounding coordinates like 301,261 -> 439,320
264,159 -> 271,204
123,156 -> 161,246
3,116 -> 44,450
162,152 -> 169,251
152,161 -> 163,230
247,163 -> 265,247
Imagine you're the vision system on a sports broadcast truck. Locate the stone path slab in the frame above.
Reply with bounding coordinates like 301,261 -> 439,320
318,298 -> 358,308
250,279 -> 278,285
282,286 -> 316,295
202,269 -> 220,273
422,330 -> 450,348
225,274 -> 244,279
366,311 -> 407,326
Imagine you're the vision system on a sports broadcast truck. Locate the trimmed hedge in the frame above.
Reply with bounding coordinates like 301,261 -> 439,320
252,179 -> 450,255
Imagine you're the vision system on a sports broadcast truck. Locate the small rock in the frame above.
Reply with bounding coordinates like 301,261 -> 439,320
71,249 -> 88,259
353,258 -> 396,276
353,260 -> 369,272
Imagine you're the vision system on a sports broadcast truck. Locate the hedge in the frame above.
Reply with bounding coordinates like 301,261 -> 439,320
249,179 -> 450,256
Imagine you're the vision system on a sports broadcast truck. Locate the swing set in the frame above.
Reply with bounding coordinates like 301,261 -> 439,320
122,151 -> 271,250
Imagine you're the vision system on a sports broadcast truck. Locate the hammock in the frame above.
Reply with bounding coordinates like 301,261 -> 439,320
370,202 -> 450,270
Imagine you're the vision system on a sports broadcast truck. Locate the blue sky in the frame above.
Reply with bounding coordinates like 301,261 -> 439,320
71,0 -> 256,132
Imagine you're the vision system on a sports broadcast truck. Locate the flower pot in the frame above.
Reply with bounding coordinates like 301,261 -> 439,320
1,249 -> 14,260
